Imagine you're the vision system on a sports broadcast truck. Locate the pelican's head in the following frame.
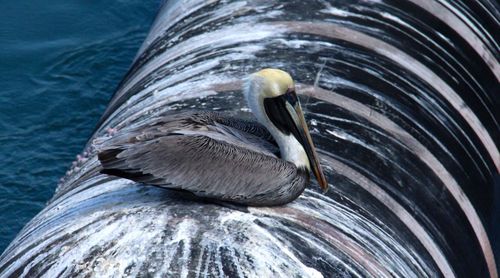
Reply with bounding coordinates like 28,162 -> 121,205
244,68 -> 328,192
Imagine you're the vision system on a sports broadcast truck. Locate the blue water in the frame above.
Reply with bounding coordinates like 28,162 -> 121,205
0,1 -> 159,253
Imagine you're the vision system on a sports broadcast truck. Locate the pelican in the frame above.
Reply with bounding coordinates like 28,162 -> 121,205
98,69 -> 328,206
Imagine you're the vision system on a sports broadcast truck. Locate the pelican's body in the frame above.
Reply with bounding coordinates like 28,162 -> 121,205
98,69 -> 327,206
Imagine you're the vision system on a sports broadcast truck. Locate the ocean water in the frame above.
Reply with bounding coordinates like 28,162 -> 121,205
0,0 -> 159,253
1,1 -> 498,275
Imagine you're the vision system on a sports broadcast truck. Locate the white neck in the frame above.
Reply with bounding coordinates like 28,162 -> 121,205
244,78 -> 310,170
275,133 -> 310,169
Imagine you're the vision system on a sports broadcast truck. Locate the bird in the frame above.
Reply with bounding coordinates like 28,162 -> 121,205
97,68 -> 328,206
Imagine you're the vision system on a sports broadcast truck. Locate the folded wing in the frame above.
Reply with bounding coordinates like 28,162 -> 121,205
97,112 -> 308,206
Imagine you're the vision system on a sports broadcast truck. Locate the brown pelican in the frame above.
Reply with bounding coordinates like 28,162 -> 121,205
98,69 -> 328,206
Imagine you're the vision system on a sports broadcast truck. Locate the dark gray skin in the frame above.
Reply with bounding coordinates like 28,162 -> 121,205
0,0 -> 497,276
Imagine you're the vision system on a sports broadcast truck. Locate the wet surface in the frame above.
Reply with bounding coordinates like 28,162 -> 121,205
1,0 -> 498,277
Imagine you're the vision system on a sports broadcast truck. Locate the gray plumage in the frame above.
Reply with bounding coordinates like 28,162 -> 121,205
98,111 -> 309,206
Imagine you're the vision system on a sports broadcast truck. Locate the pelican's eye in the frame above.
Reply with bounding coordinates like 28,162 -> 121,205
284,88 -> 298,106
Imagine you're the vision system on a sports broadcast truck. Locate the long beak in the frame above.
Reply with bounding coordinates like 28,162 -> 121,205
288,102 -> 329,192
262,88 -> 329,192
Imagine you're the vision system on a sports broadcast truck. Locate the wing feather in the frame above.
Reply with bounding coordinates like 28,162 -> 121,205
97,112 -> 307,206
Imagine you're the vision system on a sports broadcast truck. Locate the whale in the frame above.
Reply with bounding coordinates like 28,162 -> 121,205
0,0 -> 498,277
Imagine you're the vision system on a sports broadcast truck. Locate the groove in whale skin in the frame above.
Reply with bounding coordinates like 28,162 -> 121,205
1,0 -> 498,277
